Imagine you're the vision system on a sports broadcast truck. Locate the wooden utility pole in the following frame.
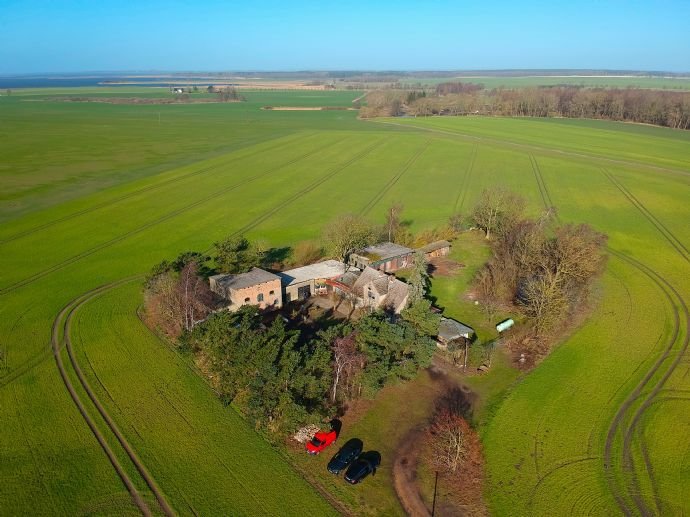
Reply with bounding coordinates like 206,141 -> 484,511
431,471 -> 439,516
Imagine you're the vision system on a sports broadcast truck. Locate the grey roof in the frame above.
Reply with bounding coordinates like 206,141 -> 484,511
332,270 -> 361,289
382,277 -> 409,312
210,267 -> 279,291
438,317 -> 474,341
352,266 -> 386,297
352,266 -> 409,312
277,260 -> 348,286
420,240 -> 451,253
359,242 -> 414,262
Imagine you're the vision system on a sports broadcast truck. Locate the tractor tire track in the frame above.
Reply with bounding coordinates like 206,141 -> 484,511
370,119 -> 690,178
205,137 -> 387,254
532,154 -> 687,515
52,278 -> 154,516
0,138 -> 340,297
359,140 -> 429,216
602,169 -> 690,265
530,154 -> 555,211
0,132 -> 309,246
1,138 -> 383,390
604,250 -> 688,517
453,144 -> 477,214
59,276 -> 176,516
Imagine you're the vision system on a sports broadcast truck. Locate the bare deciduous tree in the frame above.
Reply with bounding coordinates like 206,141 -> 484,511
323,214 -> 376,263
331,333 -> 363,403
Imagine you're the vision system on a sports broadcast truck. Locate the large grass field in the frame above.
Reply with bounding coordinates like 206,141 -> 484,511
1,89 -> 689,515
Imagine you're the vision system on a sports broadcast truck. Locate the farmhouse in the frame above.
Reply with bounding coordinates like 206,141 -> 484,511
349,242 -> 414,272
352,266 -> 410,314
209,268 -> 282,311
436,317 -> 475,348
419,240 -> 451,259
277,259 -> 350,302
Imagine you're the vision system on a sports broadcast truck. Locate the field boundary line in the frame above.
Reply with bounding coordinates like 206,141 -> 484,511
52,278 -> 153,516
0,137 -> 343,297
0,131 -> 313,246
359,139 -> 430,216
453,144 -> 477,213
368,119 -> 690,177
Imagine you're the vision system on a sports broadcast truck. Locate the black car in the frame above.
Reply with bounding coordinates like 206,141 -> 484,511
327,438 -> 363,474
344,451 -> 381,484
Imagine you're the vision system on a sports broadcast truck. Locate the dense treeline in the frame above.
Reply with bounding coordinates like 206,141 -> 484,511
360,83 -> 690,129
180,302 -> 438,433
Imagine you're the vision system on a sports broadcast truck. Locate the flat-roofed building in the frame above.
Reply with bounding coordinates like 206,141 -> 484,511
277,260 -> 349,302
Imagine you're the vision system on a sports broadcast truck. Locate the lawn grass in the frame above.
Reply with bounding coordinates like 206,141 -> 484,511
0,93 -> 689,514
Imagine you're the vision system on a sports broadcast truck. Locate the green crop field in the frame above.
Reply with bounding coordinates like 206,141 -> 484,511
1,89 -> 689,515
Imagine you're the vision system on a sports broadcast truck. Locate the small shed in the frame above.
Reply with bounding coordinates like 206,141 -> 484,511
437,317 -> 475,347
420,240 -> 451,259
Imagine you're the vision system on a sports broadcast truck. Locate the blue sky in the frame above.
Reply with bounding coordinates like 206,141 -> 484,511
1,0 -> 688,74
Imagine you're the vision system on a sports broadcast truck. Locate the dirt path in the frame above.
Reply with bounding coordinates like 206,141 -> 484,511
392,426 -> 431,517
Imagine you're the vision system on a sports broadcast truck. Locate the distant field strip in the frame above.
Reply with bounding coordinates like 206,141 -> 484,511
0,132 -> 311,246
0,137 -> 346,296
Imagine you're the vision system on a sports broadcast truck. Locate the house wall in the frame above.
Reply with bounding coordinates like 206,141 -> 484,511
284,279 -> 314,302
228,278 -> 282,311
378,253 -> 413,272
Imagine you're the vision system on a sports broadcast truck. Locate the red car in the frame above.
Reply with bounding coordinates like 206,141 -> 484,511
306,429 -> 337,455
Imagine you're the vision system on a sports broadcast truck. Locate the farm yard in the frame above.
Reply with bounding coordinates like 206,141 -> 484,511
1,88 -> 690,515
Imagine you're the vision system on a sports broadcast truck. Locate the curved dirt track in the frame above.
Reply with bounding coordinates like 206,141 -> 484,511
52,278 -> 174,516
392,426 -> 431,517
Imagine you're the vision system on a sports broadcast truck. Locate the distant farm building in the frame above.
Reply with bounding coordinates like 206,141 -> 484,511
209,268 -> 282,311
349,242 -> 414,273
420,240 -> 451,260
437,317 -> 475,348
277,260 -> 350,302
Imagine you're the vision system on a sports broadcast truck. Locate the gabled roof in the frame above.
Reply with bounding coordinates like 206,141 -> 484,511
438,317 -> 475,342
420,240 -> 451,253
277,260 -> 348,286
352,266 -> 410,312
352,266 -> 386,297
358,242 -> 414,261
210,267 -> 279,291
